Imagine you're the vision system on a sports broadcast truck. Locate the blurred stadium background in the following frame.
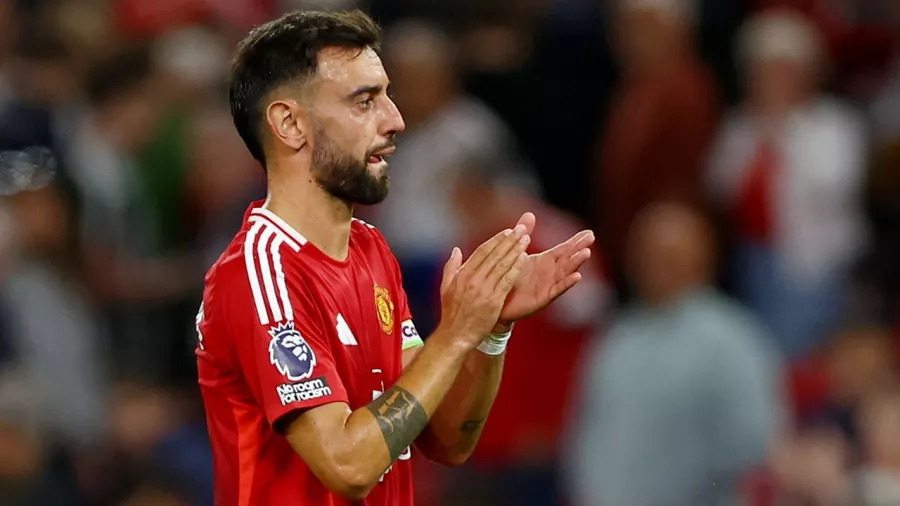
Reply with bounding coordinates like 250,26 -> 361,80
2,0 -> 900,504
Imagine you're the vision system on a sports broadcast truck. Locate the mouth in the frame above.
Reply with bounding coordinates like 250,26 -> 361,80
367,146 -> 395,165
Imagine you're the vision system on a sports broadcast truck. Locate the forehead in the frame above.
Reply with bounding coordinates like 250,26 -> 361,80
314,46 -> 388,95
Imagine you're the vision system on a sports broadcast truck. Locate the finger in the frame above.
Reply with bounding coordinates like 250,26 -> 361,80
440,247 -> 462,295
462,228 -> 516,273
571,230 -> 596,251
548,272 -> 583,301
557,248 -> 592,277
481,228 -> 529,287
559,230 -> 594,257
549,230 -> 595,260
494,251 -> 528,297
516,212 -> 536,236
477,223 -> 528,276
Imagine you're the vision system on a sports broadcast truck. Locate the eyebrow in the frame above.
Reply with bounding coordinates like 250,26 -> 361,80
347,83 -> 388,100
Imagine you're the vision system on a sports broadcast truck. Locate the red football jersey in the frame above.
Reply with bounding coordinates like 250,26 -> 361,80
196,200 -> 424,506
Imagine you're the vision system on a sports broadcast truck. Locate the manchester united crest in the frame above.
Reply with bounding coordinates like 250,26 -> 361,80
374,284 -> 394,335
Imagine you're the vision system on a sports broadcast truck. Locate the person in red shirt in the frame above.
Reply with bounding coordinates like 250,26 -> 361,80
195,9 -> 595,506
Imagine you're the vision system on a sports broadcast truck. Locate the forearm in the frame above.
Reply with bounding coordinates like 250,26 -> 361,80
415,346 -> 504,466
314,329 -> 472,494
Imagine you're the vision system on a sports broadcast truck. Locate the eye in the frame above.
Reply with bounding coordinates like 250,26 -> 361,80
358,97 -> 375,110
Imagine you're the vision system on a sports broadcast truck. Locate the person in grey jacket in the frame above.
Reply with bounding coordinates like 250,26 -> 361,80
566,202 -> 783,506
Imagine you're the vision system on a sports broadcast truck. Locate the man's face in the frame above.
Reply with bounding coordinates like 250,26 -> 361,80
626,205 -> 710,303
747,57 -> 812,115
306,46 -> 405,205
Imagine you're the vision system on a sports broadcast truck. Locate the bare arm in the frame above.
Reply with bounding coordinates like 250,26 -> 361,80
401,326 -> 507,466
281,226 -> 530,500
283,332 -> 470,499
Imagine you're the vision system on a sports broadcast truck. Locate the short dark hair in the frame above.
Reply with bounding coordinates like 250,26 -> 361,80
228,9 -> 382,166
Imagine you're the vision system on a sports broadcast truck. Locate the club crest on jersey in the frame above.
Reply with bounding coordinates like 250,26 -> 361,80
268,321 -> 316,381
374,284 -> 394,335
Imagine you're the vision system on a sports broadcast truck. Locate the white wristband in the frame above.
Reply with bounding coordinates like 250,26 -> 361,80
477,327 -> 513,356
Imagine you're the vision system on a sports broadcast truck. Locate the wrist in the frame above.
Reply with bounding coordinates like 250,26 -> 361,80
433,322 -> 484,353
477,326 -> 513,356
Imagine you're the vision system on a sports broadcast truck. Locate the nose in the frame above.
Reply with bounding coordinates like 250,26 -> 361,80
380,96 -> 406,138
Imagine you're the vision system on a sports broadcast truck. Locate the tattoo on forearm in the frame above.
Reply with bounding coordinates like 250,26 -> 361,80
366,386 -> 428,461
459,418 -> 485,433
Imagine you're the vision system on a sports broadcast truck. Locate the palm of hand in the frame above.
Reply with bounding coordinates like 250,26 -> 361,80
497,252 -> 550,322
498,227 -> 594,324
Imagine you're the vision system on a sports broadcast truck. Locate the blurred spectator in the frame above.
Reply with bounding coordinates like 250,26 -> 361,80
456,0 -> 614,221
184,105 -> 264,268
749,327 -> 897,506
707,10 -> 868,358
107,382 -> 213,506
754,0 -> 895,101
0,368 -> 50,505
1,184 -> 107,449
372,20 -> 538,332
64,46 -> 201,380
594,0 -> 721,299
770,426 -> 854,505
827,328 -> 897,419
152,27 -> 229,102
438,164 -> 608,506
0,28 -> 80,189
566,203 -> 781,506
52,0 -> 117,66
135,29 -> 232,256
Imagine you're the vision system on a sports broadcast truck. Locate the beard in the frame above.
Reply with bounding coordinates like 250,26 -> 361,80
310,127 -> 392,206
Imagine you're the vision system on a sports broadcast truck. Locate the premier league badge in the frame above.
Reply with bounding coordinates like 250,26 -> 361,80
268,321 -> 317,381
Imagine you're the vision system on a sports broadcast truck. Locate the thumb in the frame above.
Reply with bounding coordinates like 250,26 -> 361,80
440,247 -> 462,295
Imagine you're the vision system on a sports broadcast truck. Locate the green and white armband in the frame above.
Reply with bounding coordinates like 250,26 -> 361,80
477,326 -> 513,356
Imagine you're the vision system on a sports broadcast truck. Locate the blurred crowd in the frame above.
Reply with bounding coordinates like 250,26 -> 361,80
2,0 -> 900,505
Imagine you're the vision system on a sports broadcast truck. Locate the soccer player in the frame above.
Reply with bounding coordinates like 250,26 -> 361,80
195,9 -> 595,506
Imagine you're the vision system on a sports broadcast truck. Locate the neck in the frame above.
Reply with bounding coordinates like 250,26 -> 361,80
265,162 -> 354,261
643,281 -> 705,308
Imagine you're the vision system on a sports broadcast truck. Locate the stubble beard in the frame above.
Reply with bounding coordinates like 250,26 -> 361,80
311,127 -> 391,206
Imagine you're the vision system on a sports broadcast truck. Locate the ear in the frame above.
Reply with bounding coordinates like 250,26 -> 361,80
265,99 -> 308,152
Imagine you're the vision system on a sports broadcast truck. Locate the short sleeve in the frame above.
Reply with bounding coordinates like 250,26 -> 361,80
225,263 -> 349,428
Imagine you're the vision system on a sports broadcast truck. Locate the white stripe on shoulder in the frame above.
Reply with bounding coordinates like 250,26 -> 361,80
248,216 -> 301,252
251,207 -> 308,246
243,221 -> 269,325
270,236 -> 294,321
256,226 -> 282,323
243,219 -> 299,325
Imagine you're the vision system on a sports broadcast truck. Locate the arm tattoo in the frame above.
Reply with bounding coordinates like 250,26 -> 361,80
459,418 -> 485,433
366,386 -> 428,461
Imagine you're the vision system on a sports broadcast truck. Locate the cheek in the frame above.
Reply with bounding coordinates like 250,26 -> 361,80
320,116 -> 374,158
